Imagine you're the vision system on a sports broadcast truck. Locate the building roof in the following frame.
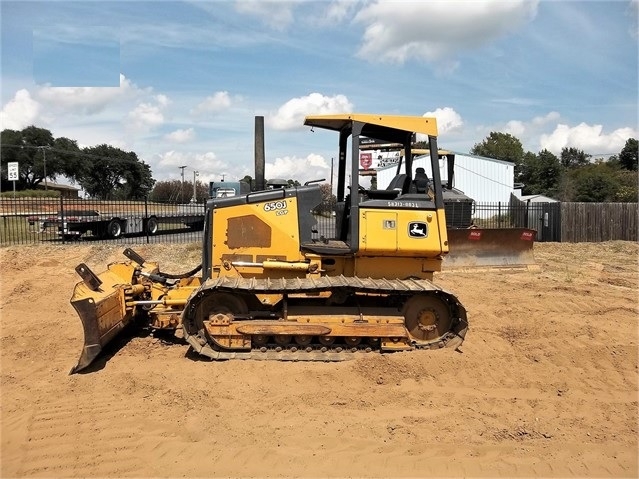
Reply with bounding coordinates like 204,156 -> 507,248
519,194 -> 559,203
36,183 -> 80,191
374,150 -> 515,172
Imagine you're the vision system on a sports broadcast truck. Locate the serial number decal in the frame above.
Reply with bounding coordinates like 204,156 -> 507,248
387,201 -> 419,208
263,200 -> 287,212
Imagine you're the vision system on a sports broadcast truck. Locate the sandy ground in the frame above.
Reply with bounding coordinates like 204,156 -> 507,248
1,241 -> 637,478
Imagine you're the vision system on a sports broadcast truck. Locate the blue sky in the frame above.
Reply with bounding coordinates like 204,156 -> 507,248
1,0 -> 637,187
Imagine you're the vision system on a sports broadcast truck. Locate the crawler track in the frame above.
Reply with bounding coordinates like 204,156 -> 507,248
182,275 -> 468,361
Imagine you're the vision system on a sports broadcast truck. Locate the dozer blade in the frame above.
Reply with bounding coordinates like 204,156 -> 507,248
443,228 -> 537,271
69,262 -> 138,374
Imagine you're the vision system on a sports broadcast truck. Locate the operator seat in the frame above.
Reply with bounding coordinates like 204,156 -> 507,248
413,167 -> 429,194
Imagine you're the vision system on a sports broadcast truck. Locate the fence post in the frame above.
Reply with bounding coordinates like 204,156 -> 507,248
145,196 -> 149,244
59,195 -> 65,244
498,202 -> 501,228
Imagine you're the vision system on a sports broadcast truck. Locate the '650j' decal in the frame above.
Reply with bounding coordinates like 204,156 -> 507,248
263,200 -> 287,212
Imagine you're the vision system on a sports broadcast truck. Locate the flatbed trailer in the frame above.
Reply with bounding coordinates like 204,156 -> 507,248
38,209 -> 205,239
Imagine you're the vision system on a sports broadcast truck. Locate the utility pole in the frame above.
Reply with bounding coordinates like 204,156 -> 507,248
178,165 -> 187,203
38,146 -> 51,190
330,157 -> 334,194
191,170 -> 199,203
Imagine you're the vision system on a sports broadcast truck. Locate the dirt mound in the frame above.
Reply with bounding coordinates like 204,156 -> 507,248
1,241 -> 637,477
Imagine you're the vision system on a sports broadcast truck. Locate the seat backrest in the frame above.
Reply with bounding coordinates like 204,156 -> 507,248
414,168 -> 429,194
387,174 -> 409,193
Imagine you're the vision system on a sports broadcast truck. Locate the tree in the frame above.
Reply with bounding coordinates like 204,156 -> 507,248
560,147 -> 590,169
241,175 -> 254,191
519,149 -> 562,197
150,179 -> 208,203
471,132 -> 525,180
77,144 -> 155,199
570,164 -> 618,202
1,126 -> 54,189
619,138 -> 638,171
314,183 -> 336,215
612,169 -> 639,202
1,126 -> 80,190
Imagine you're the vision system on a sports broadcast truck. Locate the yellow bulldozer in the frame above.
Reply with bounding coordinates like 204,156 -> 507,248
71,113 -> 476,373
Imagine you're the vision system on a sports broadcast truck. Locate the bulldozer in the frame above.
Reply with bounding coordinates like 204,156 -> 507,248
70,114 -> 470,373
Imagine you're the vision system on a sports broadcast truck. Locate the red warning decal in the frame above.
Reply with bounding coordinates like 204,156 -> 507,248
521,231 -> 535,241
468,230 -> 482,240
360,153 -> 372,169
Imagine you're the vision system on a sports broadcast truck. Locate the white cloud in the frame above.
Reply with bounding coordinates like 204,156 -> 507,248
504,120 -> 525,137
265,153 -> 330,183
127,94 -> 171,131
354,0 -> 539,65
322,0 -> 359,24
165,128 -> 195,143
155,150 -> 231,181
268,93 -> 354,130
470,111 -> 566,154
0,89 -> 41,130
532,111 -> 561,126
540,123 -> 638,156
234,0 -> 297,30
191,91 -> 234,115
36,74 -> 142,115
423,107 -> 463,135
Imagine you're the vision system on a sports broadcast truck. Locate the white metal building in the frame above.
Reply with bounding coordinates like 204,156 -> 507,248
372,151 -> 515,204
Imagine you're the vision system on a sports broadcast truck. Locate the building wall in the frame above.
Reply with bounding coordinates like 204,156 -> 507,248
374,152 -> 514,204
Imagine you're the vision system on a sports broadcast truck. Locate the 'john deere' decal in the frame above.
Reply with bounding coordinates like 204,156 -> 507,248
408,221 -> 428,238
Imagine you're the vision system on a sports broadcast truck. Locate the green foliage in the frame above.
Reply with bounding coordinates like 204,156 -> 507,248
76,144 -> 155,199
470,132 -> 525,180
1,127 -> 53,189
0,188 -> 60,198
619,138 -> 638,171
1,126 -> 152,199
470,131 -> 637,202
313,183 -> 337,215
611,169 -> 638,202
520,149 -> 562,197
560,147 -> 590,169
570,163 -> 619,202
241,175 -> 255,191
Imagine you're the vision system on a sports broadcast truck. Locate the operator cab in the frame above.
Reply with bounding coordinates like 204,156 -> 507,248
301,114 -> 444,255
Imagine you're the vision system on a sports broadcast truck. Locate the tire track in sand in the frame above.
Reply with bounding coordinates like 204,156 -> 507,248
9,394 -> 148,477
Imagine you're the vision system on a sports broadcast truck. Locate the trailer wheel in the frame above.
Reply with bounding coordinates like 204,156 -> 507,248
146,217 -> 159,235
107,219 -> 122,239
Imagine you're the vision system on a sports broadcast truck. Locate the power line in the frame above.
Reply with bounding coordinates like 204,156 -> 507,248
0,144 -> 149,164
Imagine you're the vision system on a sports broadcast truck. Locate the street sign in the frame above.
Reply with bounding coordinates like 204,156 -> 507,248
8,162 -> 19,181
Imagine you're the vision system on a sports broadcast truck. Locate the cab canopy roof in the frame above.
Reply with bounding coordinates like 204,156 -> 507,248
303,113 -> 438,138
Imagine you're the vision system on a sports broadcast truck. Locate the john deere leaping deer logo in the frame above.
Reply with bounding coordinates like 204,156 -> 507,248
408,221 -> 428,238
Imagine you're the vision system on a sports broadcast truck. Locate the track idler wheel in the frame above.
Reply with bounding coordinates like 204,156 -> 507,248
402,294 -> 453,343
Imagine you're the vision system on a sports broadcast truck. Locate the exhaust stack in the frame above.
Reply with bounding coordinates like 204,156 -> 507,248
254,116 -> 265,192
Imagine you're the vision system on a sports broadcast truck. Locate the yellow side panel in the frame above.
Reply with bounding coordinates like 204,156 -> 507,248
360,207 -> 445,258
211,197 -> 305,270
361,210 -> 398,252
